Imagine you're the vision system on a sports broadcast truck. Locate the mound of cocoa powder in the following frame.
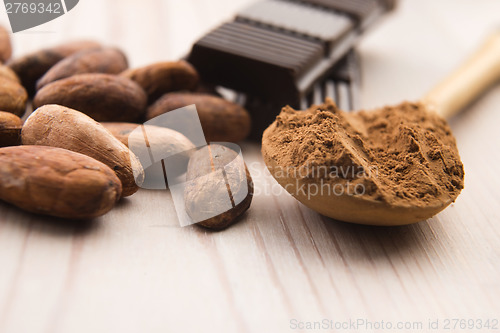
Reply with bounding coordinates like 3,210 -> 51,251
262,99 -> 464,207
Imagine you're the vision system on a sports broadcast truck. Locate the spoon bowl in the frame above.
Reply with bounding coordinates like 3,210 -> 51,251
262,137 -> 453,226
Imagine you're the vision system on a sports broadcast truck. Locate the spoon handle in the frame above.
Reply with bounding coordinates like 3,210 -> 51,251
423,31 -> 500,119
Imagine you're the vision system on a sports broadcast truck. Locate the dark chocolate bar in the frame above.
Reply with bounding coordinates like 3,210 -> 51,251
188,0 -> 395,105
243,49 -> 361,140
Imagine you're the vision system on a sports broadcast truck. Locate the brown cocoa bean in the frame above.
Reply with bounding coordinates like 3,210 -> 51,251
0,146 -> 122,219
0,25 -> 12,63
101,122 -> 195,155
121,60 -> 199,103
7,40 -> 101,96
36,47 -> 129,90
22,105 -> 145,197
33,73 -> 147,122
0,64 -> 20,83
101,122 -> 196,188
0,111 -> 22,147
101,122 -> 145,146
0,77 -> 28,117
185,144 -> 253,230
147,93 -> 251,142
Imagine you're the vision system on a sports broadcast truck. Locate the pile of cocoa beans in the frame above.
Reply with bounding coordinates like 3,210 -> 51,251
0,26 -> 253,230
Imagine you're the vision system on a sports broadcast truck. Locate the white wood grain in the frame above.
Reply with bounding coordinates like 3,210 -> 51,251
1,1 -> 499,332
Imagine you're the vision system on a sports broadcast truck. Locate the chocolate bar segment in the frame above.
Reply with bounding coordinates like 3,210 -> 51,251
244,50 -> 361,140
188,0 -> 395,105
236,0 -> 354,52
190,21 -> 324,103
300,0 -> 380,21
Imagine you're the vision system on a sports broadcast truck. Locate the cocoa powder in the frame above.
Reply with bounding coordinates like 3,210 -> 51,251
262,99 -> 464,208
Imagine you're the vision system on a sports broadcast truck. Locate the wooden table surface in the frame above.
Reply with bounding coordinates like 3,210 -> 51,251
1,1 -> 500,332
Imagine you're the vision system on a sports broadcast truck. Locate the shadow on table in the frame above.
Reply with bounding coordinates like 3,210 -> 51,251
0,200 -> 103,237
320,214 -> 442,264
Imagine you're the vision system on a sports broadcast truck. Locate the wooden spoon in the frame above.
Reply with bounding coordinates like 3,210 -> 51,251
262,32 -> 500,225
